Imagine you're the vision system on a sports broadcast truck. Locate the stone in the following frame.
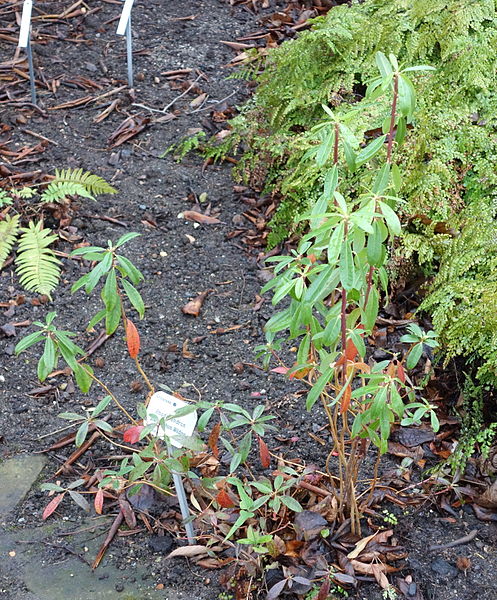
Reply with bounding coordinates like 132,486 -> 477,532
0,454 -> 47,517
430,557 -> 459,579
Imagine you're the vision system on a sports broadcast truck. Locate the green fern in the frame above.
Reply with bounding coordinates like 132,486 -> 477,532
50,168 -> 117,197
0,215 -> 20,268
15,221 -> 61,297
0,190 -> 13,207
41,181 -> 96,203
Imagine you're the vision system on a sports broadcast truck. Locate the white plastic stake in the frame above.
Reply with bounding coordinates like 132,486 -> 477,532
18,0 -> 32,48
117,0 -> 135,87
146,392 -> 198,544
18,0 -> 36,104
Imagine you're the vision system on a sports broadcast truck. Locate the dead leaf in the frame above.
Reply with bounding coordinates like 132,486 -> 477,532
476,480 -> 497,509
182,210 -> 221,225
167,545 -> 210,559
347,532 -> 380,559
182,291 -> 210,317
108,114 -> 150,148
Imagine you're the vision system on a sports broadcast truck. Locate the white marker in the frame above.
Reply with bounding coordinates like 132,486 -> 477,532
18,0 -> 36,104
146,391 -> 198,543
18,0 -> 33,48
117,0 -> 135,87
116,0 -> 135,36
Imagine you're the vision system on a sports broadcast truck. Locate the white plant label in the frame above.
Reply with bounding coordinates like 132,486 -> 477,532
145,391 -> 198,448
18,0 -> 33,48
117,0 -> 135,35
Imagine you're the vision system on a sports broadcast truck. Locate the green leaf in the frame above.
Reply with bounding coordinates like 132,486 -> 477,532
225,510 -> 254,541
105,295 -> 122,334
398,75 -> 416,118
77,366 -> 94,394
15,331 -> 45,355
362,286 -> 379,332
116,255 -> 144,285
376,52 -> 393,78
306,366 -> 334,411
406,343 -> 423,369
342,139 -> 356,171
281,495 -> 303,512
121,279 -> 145,319
70,246 -> 105,256
316,127 -> 335,167
102,269 -> 118,310
372,164 -> 390,195
395,116 -> 407,144
37,355 -> 50,382
366,221 -> 386,267
75,421 -> 89,447
355,135 -> 387,168
339,240 -> 355,290
87,309 -> 107,330
379,201 -> 401,235
42,337 -> 57,374
402,65 -> 435,72
197,407 -> 214,432
115,232 -> 141,248
391,163 -> 402,192
68,490 -> 90,512
59,412 -> 84,421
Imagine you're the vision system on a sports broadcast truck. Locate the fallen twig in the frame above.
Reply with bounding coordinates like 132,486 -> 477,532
428,529 -> 478,551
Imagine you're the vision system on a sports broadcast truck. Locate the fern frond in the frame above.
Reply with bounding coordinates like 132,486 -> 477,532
0,190 -> 13,207
15,221 -> 61,297
52,168 -> 117,196
0,215 -> 20,268
41,181 -> 95,203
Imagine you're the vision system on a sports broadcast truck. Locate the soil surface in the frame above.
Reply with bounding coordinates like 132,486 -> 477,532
1,2 -> 496,600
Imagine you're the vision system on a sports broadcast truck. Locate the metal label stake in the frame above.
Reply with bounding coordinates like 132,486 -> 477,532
18,0 -> 36,104
167,443 -> 196,544
117,0 -> 135,87
145,392 -> 198,545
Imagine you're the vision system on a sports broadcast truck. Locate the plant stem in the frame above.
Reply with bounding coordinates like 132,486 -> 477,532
386,73 -> 399,164
86,368 -> 138,426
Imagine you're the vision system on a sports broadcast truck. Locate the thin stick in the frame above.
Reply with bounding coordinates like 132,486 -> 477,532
428,529 -> 478,551
162,75 -> 202,113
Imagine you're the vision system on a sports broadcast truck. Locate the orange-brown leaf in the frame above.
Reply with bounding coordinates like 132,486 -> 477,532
94,488 -> 104,515
125,319 -> 140,359
258,436 -> 271,468
340,384 -> 352,414
216,489 -> 236,508
182,210 -> 221,225
208,422 -> 221,458
43,492 -> 65,520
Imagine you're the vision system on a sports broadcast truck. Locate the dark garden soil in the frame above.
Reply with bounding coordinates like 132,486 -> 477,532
0,1 -> 496,599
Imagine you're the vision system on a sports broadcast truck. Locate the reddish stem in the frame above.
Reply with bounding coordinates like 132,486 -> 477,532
333,122 -> 339,165
386,73 -> 399,164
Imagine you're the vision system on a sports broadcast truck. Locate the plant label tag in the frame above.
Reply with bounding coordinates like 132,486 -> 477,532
145,391 -> 198,448
117,0 -> 135,35
18,0 -> 33,48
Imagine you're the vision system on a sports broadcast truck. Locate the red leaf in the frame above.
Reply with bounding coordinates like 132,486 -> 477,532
208,422 -> 221,458
397,362 -> 406,383
271,366 -> 289,374
43,492 -> 65,520
94,488 -> 104,515
258,436 -> 271,469
123,425 -> 144,444
125,319 -> 140,359
216,489 -> 236,508
340,384 -> 352,414
317,578 -> 331,600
